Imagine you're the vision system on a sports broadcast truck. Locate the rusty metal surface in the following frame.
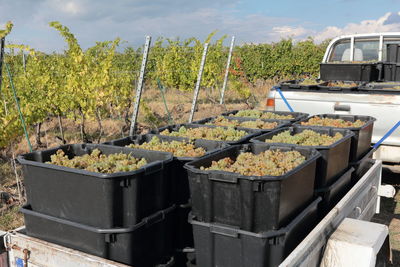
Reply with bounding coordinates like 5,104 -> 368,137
4,231 -> 130,267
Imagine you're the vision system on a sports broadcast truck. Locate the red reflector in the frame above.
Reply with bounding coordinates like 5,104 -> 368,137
266,98 -> 275,107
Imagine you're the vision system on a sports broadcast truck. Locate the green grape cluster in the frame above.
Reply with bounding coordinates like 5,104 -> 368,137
127,136 -> 206,157
47,149 -> 148,173
206,116 -> 278,129
231,110 -> 294,120
201,149 -> 305,176
301,117 -> 365,128
160,126 -> 248,141
265,130 -> 343,146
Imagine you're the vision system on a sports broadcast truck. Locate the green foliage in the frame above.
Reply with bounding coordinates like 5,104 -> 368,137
0,22 -> 329,149
0,22 -> 13,38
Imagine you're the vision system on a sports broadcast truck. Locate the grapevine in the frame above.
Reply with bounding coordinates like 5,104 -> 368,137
231,110 -> 294,120
160,126 -> 247,141
47,149 -> 147,173
206,116 -> 278,129
201,149 -> 305,176
127,136 -> 206,157
265,129 -> 343,146
301,117 -> 365,128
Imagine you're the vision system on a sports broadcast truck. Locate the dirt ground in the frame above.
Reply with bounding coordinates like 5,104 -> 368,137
373,168 -> 400,265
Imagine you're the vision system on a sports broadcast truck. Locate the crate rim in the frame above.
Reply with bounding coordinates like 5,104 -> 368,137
296,114 -> 376,130
184,143 -> 321,181
315,167 -> 355,193
20,204 -> 176,234
154,123 -> 260,144
250,126 -> 355,150
103,133 -> 229,162
192,116 -> 291,132
188,197 -> 321,238
17,143 -> 174,178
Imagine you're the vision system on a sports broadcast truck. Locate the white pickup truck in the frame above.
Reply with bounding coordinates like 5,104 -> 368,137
267,32 -> 400,164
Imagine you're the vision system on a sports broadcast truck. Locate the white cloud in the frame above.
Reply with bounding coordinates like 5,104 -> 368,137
1,0 -> 400,52
272,26 -> 314,39
313,12 -> 400,42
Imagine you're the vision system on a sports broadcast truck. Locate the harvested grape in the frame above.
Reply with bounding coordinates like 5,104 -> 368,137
127,136 -> 206,157
201,149 -> 305,176
298,78 -> 321,85
206,116 -> 278,129
301,117 -> 365,128
326,81 -> 358,88
47,149 -> 148,173
265,130 -> 343,146
231,110 -> 294,120
160,126 -> 247,141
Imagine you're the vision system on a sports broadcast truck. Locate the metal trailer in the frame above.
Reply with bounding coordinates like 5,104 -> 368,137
0,160 -> 393,267
280,159 -> 392,266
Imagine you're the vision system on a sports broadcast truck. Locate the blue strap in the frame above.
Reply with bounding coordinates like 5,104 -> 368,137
373,121 -> 400,150
274,86 -> 294,112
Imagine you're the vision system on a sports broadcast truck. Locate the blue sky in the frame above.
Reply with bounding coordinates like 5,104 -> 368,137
1,0 -> 400,52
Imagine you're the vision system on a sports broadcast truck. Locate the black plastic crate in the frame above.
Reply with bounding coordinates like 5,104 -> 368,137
350,148 -> 374,184
221,110 -> 308,123
315,167 -> 354,216
279,79 -> 328,90
17,144 -> 173,228
317,81 -> 363,91
320,63 -> 379,82
184,143 -> 320,232
154,124 -> 261,145
358,81 -> 400,93
387,44 -> 400,63
296,114 -> 376,162
189,197 -> 321,267
383,63 -> 400,82
173,203 -> 194,251
192,116 -> 289,133
250,126 -> 354,188
174,250 -> 196,267
104,134 -> 228,205
21,204 -> 176,267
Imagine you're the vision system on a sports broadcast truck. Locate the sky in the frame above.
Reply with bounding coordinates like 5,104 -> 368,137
1,0 -> 400,52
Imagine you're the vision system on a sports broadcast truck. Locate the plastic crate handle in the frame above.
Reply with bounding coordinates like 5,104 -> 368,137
210,225 -> 239,238
209,173 -> 238,183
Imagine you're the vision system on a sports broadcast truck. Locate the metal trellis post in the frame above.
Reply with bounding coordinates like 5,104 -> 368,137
0,37 -> 5,92
129,36 -> 151,136
188,42 -> 209,123
220,36 -> 235,104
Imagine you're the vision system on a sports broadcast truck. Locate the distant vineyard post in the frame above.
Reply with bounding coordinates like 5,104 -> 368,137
188,42 -> 209,123
220,36 -> 235,105
0,37 -> 5,114
129,36 -> 151,136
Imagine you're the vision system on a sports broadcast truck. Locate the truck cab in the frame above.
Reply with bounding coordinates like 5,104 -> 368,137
268,32 -> 400,164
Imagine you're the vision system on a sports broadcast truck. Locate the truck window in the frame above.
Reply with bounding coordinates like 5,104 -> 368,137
328,38 -> 380,62
328,39 -> 350,62
353,38 -> 379,62
383,37 -> 400,61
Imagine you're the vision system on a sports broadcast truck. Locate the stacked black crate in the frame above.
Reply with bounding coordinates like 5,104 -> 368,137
104,133 -> 230,267
184,142 -> 322,267
383,44 -> 400,82
293,114 -> 376,215
18,144 -> 176,267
